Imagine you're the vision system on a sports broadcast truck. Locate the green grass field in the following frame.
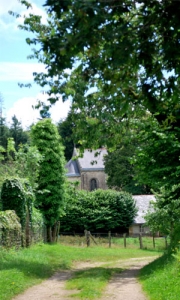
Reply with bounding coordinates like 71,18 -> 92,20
1,236 -> 179,300
0,242 -> 160,300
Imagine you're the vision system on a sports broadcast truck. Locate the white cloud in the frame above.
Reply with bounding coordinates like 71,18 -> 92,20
0,0 -> 47,32
0,0 -> 22,15
5,93 -> 71,129
0,62 -> 46,81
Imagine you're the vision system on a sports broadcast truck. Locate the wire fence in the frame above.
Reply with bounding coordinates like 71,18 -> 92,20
59,231 -> 169,251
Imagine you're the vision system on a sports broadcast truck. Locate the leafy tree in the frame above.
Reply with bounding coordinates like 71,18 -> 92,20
17,0 -> 180,149
31,118 -> 66,242
57,111 -> 75,161
131,117 -> 180,192
9,115 -> 29,151
0,117 -> 10,149
0,138 -> 17,187
14,144 -> 43,190
60,187 -> 137,233
0,138 -> 41,190
104,142 -> 150,195
145,185 -> 180,240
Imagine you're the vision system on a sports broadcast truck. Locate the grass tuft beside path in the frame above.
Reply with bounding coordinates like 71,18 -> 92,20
139,251 -> 180,300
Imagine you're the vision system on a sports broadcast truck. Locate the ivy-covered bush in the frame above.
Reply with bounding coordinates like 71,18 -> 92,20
60,188 -> 137,233
0,178 -> 33,229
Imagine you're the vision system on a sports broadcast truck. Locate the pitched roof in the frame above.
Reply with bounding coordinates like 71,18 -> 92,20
132,195 -> 156,224
65,159 -> 80,177
74,148 -> 107,170
65,148 -> 107,176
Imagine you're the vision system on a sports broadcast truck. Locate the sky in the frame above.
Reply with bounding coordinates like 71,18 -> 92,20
0,0 -> 71,129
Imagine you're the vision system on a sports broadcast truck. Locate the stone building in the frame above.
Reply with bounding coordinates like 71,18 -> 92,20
65,148 -> 108,191
129,195 -> 156,235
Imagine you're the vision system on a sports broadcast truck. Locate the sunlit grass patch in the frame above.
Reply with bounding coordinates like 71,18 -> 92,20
66,267 -> 123,299
139,252 -> 180,300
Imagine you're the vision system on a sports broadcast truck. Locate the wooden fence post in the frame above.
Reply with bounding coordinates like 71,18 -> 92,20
87,231 -> 90,247
108,231 -> 111,248
153,234 -> 155,248
123,233 -> 126,248
139,233 -> 143,249
84,230 -> 90,247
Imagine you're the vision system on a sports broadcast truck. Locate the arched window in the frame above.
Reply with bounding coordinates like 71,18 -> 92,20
90,178 -> 98,191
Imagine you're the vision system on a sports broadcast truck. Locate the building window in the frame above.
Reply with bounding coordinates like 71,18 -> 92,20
90,178 -> 98,191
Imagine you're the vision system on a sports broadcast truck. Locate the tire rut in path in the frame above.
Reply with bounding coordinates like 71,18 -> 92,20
12,257 -> 156,300
100,258 -> 153,300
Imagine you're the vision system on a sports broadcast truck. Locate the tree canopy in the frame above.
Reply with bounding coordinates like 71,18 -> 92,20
18,0 -> 180,149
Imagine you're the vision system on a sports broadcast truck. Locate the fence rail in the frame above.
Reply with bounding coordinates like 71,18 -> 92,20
59,231 -> 169,250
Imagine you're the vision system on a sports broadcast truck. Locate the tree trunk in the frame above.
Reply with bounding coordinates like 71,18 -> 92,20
47,226 -> 52,243
52,223 -> 57,242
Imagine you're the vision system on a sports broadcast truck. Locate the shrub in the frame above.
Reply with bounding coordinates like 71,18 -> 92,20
60,188 -> 137,233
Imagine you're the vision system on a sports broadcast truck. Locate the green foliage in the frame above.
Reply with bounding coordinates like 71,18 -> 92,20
132,117 -> 180,191
0,140 -> 42,191
0,210 -> 21,231
31,207 -> 44,228
57,111 -> 75,161
18,0 -> 180,150
61,188 -> 137,233
104,140 -> 150,194
145,185 -> 180,238
31,118 -> 66,229
0,178 -> 33,229
131,116 -> 180,243
0,117 -> 10,149
9,115 -> 29,151
15,144 -> 43,189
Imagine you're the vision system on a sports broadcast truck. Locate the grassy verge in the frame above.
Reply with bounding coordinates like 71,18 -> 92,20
0,243 -> 161,300
139,251 -> 180,300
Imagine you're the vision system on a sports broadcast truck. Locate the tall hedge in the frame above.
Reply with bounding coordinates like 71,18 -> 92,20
60,189 -> 137,233
31,119 -> 66,242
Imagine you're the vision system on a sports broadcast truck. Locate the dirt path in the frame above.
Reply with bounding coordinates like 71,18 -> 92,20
12,256 -> 156,300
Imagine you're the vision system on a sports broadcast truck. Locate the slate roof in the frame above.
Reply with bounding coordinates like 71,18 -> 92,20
65,148 -> 107,176
132,195 -> 156,224
75,148 -> 107,170
65,159 -> 80,177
